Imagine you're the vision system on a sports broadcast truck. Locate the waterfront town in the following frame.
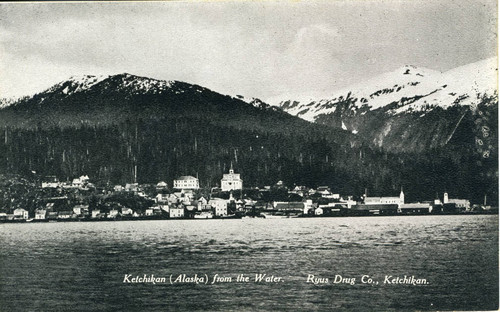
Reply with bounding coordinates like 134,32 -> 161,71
0,167 -> 496,223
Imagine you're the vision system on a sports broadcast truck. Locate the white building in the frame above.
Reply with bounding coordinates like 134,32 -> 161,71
443,193 -> 470,209
125,183 -> 139,192
13,208 -> 29,220
35,209 -> 47,220
364,189 -> 405,206
173,176 -> 199,190
73,204 -> 88,216
323,193 -> 340,199
221,167 -> 243,192
169,207 -> 185,218
72,175 -> 90,188
108,209 -> 120,218
156,181 -> 168,190
114,185 -> 124,192
121,208 -> 134,215
399,203 -> 431,213
158,204 -> 170,214
197,197 -> 208,210
156,193 -> 168,204
210,198 -> 228,217
41,176 -> 60,189
303,199 -> 315,214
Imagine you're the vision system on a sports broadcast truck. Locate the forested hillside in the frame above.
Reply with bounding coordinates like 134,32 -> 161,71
0,73 -> 497,204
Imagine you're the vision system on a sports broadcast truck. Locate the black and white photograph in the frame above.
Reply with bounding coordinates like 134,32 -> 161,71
0,1 -> 498,311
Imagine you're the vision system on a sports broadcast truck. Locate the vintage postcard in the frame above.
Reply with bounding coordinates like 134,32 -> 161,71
0,1 -> 497,311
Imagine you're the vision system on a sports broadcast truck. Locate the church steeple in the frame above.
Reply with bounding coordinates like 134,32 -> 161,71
229,162 -> 234,174
400,187 -> 405,203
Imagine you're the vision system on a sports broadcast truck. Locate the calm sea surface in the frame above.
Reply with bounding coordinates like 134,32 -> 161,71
0,215 -> 498,311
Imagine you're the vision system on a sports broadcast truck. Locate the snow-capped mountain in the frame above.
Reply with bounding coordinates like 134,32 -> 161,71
0,72 -> 306,130
266,58 -> 497,153
46,73 -> 179,97
0,73 -> 189,111
269,57 -> 497,122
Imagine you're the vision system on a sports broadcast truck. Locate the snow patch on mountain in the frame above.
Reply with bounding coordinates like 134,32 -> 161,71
113,73 -> 176,95
0,97 -> 19,109
391,57 -> 498,114
233,94 -> 281,111
48,74 -> 110,95
267,65 -> 440,121
268,57 -> 497,122
46,73 -> 179,97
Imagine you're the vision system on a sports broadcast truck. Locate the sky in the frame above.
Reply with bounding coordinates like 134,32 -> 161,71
0,0 -> 497,100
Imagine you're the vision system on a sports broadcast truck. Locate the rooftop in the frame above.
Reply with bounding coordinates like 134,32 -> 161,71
176,176 -> 198,181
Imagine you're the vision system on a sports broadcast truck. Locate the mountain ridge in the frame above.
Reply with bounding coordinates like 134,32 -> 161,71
267,57 -> 497,121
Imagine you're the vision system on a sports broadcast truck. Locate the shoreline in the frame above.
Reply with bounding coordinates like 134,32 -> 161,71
2,210 -> 497,224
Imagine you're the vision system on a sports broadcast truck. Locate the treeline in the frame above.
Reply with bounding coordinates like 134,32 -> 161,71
0,116 -> 496,205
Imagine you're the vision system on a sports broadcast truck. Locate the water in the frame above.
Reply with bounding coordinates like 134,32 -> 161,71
0,215 -> 497,311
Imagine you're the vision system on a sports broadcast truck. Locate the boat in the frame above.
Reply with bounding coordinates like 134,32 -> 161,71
219,214 -> 240,219
261,212 -> 288,219
194,211 -> 213,219
261,211 -> 301,219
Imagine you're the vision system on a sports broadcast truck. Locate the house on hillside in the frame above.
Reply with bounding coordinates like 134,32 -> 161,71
316,186 -> 332,197
156,181 -> 168,191
42,176 -> 60,189
156,193 -> 168,204
72,175 -> 90,188
125,183 -> 139,193
292,186 -> 309,197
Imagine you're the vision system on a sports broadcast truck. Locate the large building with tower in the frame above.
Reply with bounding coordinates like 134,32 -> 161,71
221,167 -> 243,192
443,192 -> 470,210
364,188 -> 405,206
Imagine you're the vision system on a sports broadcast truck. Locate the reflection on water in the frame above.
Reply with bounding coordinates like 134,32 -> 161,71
0,215 -> 498,311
